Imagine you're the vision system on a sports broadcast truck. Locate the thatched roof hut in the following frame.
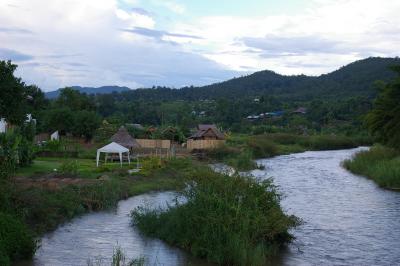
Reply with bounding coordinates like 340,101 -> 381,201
189,124 -> 225,140
111,126 -> 140,149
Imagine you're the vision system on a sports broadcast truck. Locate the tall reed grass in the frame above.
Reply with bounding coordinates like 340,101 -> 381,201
344,145 -> 400,189
132,169 -> 299,265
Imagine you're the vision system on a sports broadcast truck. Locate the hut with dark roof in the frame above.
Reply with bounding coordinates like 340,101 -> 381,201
111,126 -> 140,150
189,124 -> 225,140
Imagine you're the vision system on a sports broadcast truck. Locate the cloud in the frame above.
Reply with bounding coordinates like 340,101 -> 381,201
0,26 -> 33,34
0,0 -> 399,91
122,27 -> 202,41
131,7 -> 151,16
0,0 -> 236,91
241,35 -> 341,55
152,0 -> 185,14
172,0 -> 400,73
0,48 -> 33,61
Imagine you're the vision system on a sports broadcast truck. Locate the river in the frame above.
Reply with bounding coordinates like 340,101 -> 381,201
24,147 -> 400,265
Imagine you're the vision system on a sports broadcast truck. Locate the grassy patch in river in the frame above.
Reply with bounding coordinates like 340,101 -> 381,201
132,168 -> 299,266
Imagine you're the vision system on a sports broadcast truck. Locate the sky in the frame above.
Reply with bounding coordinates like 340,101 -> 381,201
0,0 -> 399,92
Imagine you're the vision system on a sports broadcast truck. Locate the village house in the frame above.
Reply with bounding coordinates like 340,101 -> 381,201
292,107 -> 307,114
111,126 -> 140,151
189,124 -> 225,140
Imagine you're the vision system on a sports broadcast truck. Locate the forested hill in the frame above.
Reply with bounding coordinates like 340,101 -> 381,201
117,57 -> 400,101
45,57 -> 400,101
45,85 -> 130,99
197,57 -> 400,100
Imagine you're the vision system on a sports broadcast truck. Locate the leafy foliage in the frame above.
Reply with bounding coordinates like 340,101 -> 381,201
0,212 -> 36,265
366,66 -> 400,149
0,61 -> 26,124
132,170 -> 299,265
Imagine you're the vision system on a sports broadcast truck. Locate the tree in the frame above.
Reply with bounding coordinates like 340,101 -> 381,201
56,87 -> 95,111
42,108 -> 75,135
0,61 -> 26,124
71,111 -> 101,140
366,66 -> 400,149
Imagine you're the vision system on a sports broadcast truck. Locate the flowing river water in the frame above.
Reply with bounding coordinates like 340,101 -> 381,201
23,147 -> 400,265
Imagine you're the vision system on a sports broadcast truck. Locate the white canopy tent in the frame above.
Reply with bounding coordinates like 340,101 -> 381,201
96,142 -> 130,167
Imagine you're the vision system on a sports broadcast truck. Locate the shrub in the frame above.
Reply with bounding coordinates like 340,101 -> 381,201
259,133 -> 302,145
299,135 -> 356,150
0,213 -> 36,264
204,144 -> 241,160
247,136 -> 279,158
227,150 -> 257,171
132,169 -> 299,265
59,160 -> 79,176
0,132 -> 20,179
18,137 -> 36,166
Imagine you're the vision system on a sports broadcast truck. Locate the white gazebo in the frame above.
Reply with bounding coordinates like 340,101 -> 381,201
96,142 -> 130,167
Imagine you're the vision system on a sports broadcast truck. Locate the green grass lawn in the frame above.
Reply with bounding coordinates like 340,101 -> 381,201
15,157 -> 143,179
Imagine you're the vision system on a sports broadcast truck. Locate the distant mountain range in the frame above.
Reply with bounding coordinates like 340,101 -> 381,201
45,57 -> 400,101
45,86 -> 131,99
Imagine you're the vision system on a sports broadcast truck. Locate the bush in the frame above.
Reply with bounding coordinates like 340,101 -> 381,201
227,150 -> 257,171
0,213 -> 36,264
18,137 -> 36,166
204,145 -> 241,160
13,180 -> 128,233
259,133 -> 302,145
247,136 -> 279,158
299,135 -> 356,150
0,132 -> 20,179
132,169 -> 299,265
344,145 -> 400,188
59,160 -> 79,176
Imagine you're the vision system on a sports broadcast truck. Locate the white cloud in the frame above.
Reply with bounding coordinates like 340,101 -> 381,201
0,0 -> 399,92
0,0 -> 233,91
172,0 -> 400,74
151,0 -> 185,14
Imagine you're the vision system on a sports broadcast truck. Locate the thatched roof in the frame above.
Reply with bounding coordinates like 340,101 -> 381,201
189,124 -> 225,140
110,126 -> 140,149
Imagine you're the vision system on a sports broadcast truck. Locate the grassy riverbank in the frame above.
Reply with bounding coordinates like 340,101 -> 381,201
207,133 -> 371,170
0,157 -> 194,265
0,133 -> 371,265
132,167 -> 299,266
344,145 -> 400,189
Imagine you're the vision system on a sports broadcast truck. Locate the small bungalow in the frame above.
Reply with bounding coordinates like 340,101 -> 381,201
292,107 -> 307,114
111,126 -> 140,151
189,124 -> 225,140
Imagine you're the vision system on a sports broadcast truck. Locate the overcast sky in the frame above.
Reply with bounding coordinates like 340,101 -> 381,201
0,0 -> 399,92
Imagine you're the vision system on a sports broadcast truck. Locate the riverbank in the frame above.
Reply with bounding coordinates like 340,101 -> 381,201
0,157 -> 195,265
207,133 -> 371,171
1,133 -> 372,265
344,145 -> 400,190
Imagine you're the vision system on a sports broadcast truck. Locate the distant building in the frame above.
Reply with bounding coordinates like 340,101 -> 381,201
268,111 -> 285,117
50,131 -> 59,141
0,118 -> 7,133
127,123 -> 144,130
292,107 -> 307,114
111,126 -> 140,150
189,124 -> 225,140
246,115 -> 260,121
26,114 -> 37,124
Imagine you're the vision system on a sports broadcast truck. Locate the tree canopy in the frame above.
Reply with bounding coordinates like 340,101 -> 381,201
366,66 -> 400,149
